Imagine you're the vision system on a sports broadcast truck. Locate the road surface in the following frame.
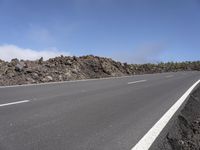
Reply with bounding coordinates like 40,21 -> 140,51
0,71 -> 199,150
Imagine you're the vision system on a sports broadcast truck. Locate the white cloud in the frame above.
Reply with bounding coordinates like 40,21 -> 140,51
0,44 -> 70,61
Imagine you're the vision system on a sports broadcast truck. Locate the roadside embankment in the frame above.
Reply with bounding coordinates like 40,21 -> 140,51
0,55 -> 199,86
152,84 -> 200,150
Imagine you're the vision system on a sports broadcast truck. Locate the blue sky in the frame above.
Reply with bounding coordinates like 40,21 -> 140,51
0,0 -> 200,63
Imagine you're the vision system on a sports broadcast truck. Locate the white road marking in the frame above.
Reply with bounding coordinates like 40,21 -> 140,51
131,79 -> 200,150
0,75 -> 134,89
165,75 -> 174,78
128,80 -> 147,85
0,100 -> 30,107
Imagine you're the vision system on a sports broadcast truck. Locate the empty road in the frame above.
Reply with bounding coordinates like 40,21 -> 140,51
0,71 -> 199,150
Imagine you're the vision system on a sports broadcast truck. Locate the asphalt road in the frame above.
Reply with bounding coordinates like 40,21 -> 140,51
0,71 -> 199,150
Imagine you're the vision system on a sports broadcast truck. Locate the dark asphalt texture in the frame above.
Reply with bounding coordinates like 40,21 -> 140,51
0,72 -> 199,150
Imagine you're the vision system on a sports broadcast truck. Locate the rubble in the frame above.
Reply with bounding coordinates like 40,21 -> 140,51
0,55 -> 199,86
157,86 -> 200,150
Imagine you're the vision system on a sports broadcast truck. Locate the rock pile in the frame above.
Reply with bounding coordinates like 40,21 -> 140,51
0,55 -> 199,86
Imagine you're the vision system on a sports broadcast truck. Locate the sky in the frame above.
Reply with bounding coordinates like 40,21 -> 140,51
0,0 -> 200,63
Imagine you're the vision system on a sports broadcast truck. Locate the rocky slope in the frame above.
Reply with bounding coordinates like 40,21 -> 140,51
159,85 -> 200,150
0,55 -> 199,86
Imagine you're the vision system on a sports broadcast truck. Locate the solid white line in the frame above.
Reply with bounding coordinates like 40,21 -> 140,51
0,75 -> 134,89
131,79 -> 200,150
0,100 -> 30,107
128,80 -> 147,85
165,75 -> 174,78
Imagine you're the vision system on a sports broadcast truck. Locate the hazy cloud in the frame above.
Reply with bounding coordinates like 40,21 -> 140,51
27,24 -> 55,45
131,43 -> 166,64
113,43 -> 167,64
0,44 -> 70,61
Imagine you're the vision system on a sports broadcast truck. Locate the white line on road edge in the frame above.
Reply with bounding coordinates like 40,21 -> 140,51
0,100 -> 30,107
0,75 -> 134,89
128,80 -> 147,85
165,75 -> 174,78
131,79 -> 200,150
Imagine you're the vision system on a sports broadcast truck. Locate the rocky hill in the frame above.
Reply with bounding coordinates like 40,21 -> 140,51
0,55 -> 199,86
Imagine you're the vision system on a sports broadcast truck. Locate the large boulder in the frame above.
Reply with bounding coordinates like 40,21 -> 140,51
15,62 -> 25,72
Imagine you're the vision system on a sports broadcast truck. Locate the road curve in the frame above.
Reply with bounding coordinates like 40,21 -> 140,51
0,71 -> 199,150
